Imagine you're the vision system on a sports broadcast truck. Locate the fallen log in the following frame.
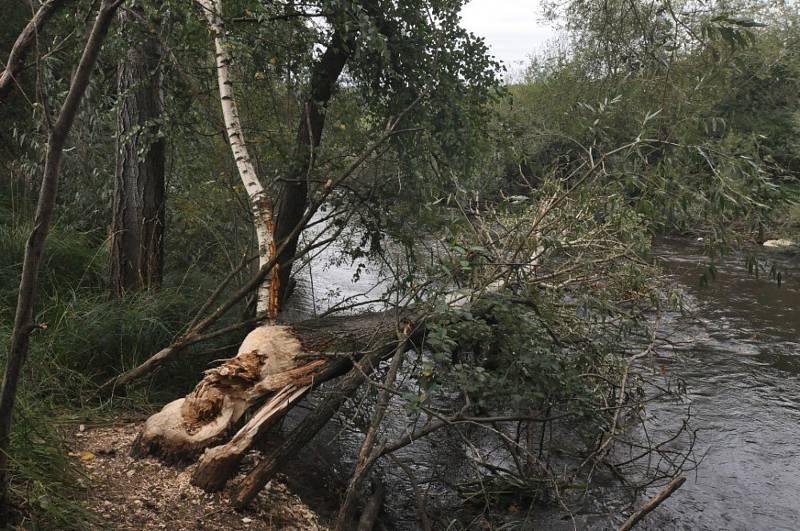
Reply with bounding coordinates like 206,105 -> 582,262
189,354 -> 361,491
231,333 -> 409,509
356,480 -> 385,531
335,329 -> 407,530
189,384 -> 310,491
102,103 -> 419,395
131,311 -> 402,462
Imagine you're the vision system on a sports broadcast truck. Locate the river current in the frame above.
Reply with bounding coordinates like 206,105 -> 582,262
284,237 -> 799,530
631,239 -> 800,531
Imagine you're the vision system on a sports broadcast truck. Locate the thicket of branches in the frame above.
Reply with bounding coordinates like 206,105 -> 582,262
0,0 -> 797,527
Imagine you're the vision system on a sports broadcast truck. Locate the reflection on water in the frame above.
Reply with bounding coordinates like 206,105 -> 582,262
286,237 -> 800,530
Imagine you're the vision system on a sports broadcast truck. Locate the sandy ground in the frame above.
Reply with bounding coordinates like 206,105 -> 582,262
69,422 -> 326,530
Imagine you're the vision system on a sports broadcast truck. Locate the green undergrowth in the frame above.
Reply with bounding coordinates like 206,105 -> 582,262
0,207 -> 247,528
774,184 -> 800,242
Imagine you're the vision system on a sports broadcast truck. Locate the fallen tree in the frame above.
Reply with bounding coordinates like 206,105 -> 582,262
131,310 -> 404,463
99,105 -> 417,396
117,4 -> 700,524
229,329 -> 411,509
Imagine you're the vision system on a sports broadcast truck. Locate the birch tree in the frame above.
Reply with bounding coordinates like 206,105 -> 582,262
197,0 -> 280,320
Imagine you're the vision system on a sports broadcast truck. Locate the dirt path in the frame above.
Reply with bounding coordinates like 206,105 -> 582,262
70,422 -> 326,530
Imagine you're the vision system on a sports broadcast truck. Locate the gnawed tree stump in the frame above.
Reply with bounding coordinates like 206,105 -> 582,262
190,353 -> 366,491
131,311 -> 402,462
231,337 -> 405,509
131,325 -> 307,461
190,384 -> 311,491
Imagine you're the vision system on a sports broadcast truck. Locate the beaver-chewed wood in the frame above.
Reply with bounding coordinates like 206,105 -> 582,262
130,311 -> 404,463
189,384 -> 309,491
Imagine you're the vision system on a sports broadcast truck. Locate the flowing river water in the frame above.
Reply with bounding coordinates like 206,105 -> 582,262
630,239 -> 800,531
284,237 -> 800,530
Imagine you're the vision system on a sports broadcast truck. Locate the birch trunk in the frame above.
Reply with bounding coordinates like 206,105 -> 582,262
196,0 -> 278,319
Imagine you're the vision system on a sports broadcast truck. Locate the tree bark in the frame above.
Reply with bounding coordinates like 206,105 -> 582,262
196,0 -> 279,319
273,27 -> 354,304
0,0 -> 70,104
0,0 -> 122,514
356,480 -> 385,531
335,329 -> 407,530
102,104 -> 415,393
110,3 -> 166,295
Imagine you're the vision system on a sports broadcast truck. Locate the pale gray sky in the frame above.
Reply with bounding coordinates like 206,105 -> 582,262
460,0 -> 556,74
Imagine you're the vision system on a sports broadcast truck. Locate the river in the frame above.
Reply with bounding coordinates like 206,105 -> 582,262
630,239 -> 800,531
284,237 -> 800,530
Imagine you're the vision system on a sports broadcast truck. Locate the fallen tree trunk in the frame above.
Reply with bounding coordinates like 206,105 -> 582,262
231,336 -> 403,509
101,112 -> 415,395
189,384 -> 311,491
356,480 -> 385,531
335,329 -> 407,530
131,311 -> 403,462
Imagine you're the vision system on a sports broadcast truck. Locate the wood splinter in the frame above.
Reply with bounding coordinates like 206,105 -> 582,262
131,311 -> 400,465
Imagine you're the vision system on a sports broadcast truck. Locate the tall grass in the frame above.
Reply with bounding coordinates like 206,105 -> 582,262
0,199 -> 248,526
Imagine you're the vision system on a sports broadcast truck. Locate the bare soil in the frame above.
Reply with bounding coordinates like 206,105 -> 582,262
69,421 -> 326,530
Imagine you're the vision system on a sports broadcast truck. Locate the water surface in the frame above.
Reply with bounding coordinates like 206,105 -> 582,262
287,237 -> 800,530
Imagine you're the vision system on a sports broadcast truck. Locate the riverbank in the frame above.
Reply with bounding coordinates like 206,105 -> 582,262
70,421 -> 325,530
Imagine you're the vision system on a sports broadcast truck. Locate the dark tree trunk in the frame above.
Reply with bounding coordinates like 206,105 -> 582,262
273,28 -> 353,304
0,0 -> 122,515
0,0 -> 70,104
110,4 -> 165,295
356,480 -> 385,531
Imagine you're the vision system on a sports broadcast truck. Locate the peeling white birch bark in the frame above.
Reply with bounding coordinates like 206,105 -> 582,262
196,0 -> 279,319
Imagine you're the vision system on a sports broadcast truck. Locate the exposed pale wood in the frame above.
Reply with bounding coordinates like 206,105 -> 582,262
190,384 -> 309,491
131,325 -> 308,461
231,338 -> 399,509
131,311 -> 405,463
102,113 -> 417,393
